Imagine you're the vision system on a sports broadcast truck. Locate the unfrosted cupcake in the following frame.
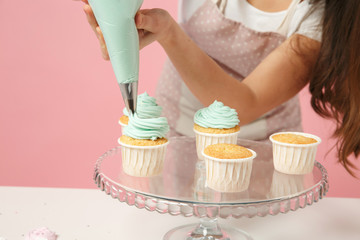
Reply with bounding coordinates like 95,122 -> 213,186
202,143 -> 256,192
270,132 -> 321,174
118,114 -> 169,177
119,92 -> 163,130
194,101 -> 240,160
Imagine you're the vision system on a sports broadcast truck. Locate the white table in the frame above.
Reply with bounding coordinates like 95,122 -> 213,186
0,187 -> 359,240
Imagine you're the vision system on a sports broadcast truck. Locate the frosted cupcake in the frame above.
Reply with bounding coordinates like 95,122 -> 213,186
270,132 -> 321,174
119,92 -> 163,130
202,143 -> 256,192
194,101 -> 240,160
118,114 -> 169,177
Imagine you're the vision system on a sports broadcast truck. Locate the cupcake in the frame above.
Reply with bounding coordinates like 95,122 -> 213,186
194,100 -> 240,160
270,132 -> 321,174
119,92 -> 163,130
118,114 -> 169,177
202,143 -> 256,192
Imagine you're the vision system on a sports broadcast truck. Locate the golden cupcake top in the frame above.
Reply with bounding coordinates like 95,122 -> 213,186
194,123 -> 240,134
272,133 -> 317,144
204,143 -> 253,159
119,115 -> 129,125
120,135 -> 168,146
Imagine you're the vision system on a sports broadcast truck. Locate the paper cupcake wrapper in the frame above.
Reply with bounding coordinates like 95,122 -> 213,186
202,149 -> 256,192
194,129 -> 240,160
118,139 -> 169,177
270,132 -> 321,175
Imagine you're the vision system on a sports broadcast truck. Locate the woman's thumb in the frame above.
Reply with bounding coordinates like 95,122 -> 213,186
135,10 -> 152,30
135,9 -> 169,32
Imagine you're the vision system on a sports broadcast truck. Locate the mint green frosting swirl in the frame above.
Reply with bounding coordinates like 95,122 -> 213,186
123,92 -> 162,119
123,114 -> 169,140
194,100 -> 240,129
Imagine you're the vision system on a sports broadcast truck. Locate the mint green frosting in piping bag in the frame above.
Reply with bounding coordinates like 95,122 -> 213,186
88,0 -> 144,84
194,100 -> 240,129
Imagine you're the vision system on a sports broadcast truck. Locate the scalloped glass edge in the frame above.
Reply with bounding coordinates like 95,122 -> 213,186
94,148 -> 329,219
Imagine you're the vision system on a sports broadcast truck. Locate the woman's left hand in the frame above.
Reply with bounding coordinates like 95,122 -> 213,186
135,8 -> 176,50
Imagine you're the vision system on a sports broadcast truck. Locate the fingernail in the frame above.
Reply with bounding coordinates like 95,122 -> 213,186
101,51 -> 107,59
84,4 -> 91,12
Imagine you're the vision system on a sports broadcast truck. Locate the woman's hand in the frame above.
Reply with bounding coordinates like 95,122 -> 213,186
80,0 -> 176,60
81,0 -> 109,60
135,9 -> 176,49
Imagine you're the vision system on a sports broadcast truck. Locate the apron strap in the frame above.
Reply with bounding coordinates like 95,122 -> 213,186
211,0 -> 228,14
277,0 -> 301,36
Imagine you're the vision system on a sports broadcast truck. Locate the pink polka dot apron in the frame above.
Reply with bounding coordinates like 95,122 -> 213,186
156,0 -> 302,141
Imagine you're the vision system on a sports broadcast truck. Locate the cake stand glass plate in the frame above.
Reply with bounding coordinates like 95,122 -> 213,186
94,137 -> 328,240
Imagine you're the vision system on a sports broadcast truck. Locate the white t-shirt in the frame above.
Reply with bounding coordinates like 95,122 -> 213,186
178,0 -> 324,41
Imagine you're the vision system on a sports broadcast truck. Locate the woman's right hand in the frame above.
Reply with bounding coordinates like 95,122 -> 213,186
81,0 -> 110,60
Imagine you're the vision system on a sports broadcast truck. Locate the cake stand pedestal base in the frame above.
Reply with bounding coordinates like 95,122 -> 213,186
163,218 -> 253,240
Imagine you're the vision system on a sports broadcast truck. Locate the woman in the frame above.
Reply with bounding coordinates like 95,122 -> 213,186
81,0 -> 359,176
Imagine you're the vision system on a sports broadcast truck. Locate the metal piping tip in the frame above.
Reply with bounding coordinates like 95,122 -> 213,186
119,82 -> 138,115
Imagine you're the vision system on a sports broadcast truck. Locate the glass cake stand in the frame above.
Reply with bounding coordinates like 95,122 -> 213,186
94,137 -> 329,240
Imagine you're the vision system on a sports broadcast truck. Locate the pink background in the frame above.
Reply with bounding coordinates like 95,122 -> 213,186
0,0 -> 359,198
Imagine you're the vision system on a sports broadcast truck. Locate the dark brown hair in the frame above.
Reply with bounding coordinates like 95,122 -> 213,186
309,0 -> 360,176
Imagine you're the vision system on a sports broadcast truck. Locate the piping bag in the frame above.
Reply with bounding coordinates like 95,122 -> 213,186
88,0 -> 144,114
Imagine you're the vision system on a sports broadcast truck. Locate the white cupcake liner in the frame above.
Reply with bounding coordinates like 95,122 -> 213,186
202,149 -> 256,192
118,139 -> 169,177
194,129 -> 240,160
269,132 -> 321,175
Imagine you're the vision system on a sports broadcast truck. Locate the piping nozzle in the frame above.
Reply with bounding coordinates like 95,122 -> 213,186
119,82 -> 138,115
